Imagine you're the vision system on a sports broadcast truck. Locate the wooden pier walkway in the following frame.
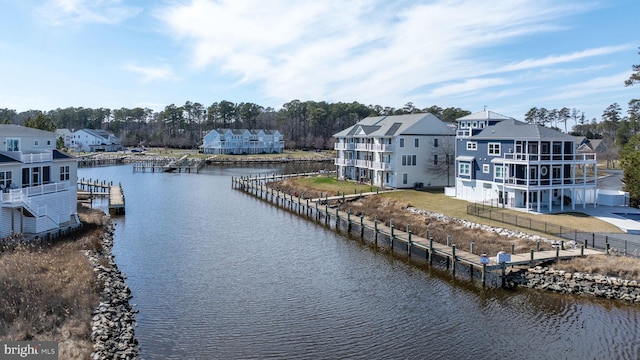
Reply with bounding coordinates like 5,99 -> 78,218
77,178 -> 125,215
232,174 -> 604,287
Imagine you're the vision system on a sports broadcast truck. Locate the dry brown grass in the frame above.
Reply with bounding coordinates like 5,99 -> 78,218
0,205 -> 107,359
554,255 -> 640,281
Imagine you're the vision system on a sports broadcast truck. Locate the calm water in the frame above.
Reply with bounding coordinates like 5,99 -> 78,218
79,165 -> 640,360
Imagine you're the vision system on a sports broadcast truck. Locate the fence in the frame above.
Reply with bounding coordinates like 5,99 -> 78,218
467,203 -> 639,257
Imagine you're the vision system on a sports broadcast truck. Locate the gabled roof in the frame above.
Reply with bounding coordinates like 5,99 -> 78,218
76,129 -> 113,140
333,113 -> 453,138
0,124 -> 55,137
53,149 -> 73,159
456,110 -> 513,122
472,118 -> 574,141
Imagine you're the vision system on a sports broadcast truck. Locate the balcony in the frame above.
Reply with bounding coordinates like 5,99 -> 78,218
501,153 -> 596,163
334,143 -> 355,151
370,161 -> 393,171
1,181 -> 70,205
21,151 -> 53,164
334,158 -> 355,167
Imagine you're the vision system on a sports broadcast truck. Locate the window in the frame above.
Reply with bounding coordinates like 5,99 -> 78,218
488,142 -> 501,156
466,141 -> 477,150
495,165 -> 505,179
434,138 -> 438,148
433,154 -> 438,165
459,163 -> 470,176
415,138 -> 419,147
482,164 -> 490,173
34,140 -> 39,146
6,138 -> 19,151
402,173 -> 408,185
0,171 -> 12,189
399,138 -> 405,148
402,155 -> 417,166
60,166 -> 70,181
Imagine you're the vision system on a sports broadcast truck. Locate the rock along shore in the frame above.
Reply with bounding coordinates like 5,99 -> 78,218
407,206 -> 640,303
85,220 -> 141,359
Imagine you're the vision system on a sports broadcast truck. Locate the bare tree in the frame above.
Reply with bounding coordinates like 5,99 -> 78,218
425,136 -> 456,187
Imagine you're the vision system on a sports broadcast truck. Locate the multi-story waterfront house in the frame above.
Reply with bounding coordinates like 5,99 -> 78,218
454,110 -> 597,212
0,124 -> 79,238
202,129 -> 284,155
72,128 -> 122,152
333,113 -> 456,189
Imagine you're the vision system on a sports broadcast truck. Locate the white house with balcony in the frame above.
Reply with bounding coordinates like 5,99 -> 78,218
0,124 -> 79,238
202,129 -> 284,154
72,129 -> 122,152
454,110 -> 597,212
333,113 -> 456,189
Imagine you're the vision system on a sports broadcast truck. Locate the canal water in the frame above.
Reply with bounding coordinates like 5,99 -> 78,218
79,165 -> 640,359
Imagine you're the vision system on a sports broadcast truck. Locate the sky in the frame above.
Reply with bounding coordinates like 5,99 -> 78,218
0,0 -> 638,125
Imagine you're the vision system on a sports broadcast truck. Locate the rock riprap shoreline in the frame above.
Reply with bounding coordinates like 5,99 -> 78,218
85,221 -> 140,359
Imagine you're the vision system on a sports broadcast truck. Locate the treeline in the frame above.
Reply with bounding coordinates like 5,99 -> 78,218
525,100 -> 640,148
0,101 -> 470,149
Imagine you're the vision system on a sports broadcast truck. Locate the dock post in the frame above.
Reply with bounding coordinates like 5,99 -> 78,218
335,207 -> 339,229
584,239 -> 588,249
536,241 -> 540,252
374,217 -> 378,246
470,242 -> 475,254
408,231 -> 412,257
429,237 -> 433,264
306,198 -> 309,216
446,235 -> 451,247
482,264 -> 486,288
315,202 -> 319,220
390,219 -> 394,237
360,215 -> 364,237
452,245 -> 456,275
347,210 -> 352,232
530,249 -> 535,267
511,244 -> 515,255
606,243 -> 610,255
325,204 -> 329,225
556,246 -> 560,260
581,245 -> 584,256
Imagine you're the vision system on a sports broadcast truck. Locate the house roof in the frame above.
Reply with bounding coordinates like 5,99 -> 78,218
77,129 -> 113,140
472,118 -> 574,141
456,110 -> 513,122
52,149 -> 73,159
0,153 -> 18,164
0,124 -> 55,137
333,113 -> 453,138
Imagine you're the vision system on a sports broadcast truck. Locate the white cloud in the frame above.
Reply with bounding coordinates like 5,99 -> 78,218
153,0 -> 620,108
38,0 -> 142,26
538,72 -> 632,102
124,63 -> 178,83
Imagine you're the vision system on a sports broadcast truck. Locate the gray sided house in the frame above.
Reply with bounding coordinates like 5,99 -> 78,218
454,110 -> 597,212
333,113 -> 456,189
202,129 -> 284,155
0,124 -> 79,238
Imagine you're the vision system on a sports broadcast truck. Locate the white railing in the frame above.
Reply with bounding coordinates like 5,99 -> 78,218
371,144 -> 393,152
502,153 -> 597,162
1,182 -> 70,204
355,159 -> 370,168
334,158 -> 355,166
334,143 -> 355,150
370,161 -> 393,171
21,152 -> 53,163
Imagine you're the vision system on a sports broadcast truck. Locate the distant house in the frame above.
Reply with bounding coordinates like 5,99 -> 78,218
573,136 -> 608,154
333,113 -> 456,189
0,124 -> 79,238
202,129 -> 284,154
55,128 -> 73,148
72,129 -> 122,152
454,110 -> 598,212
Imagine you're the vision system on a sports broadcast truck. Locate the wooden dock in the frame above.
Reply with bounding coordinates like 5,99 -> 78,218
77,178 -> 125,215
232,174 -> 604,288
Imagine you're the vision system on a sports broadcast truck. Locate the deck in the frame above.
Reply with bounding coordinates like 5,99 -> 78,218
77,178 -> 125,215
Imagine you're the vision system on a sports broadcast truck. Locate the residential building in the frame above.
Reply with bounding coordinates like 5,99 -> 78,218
573,136 -> 608,154
0,124 -> 79,238
454,110 -> 597,212
72,129 -> 122,152
202,129 -> 284,154
333,113 -> 456,189
55,128 -> 73,148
